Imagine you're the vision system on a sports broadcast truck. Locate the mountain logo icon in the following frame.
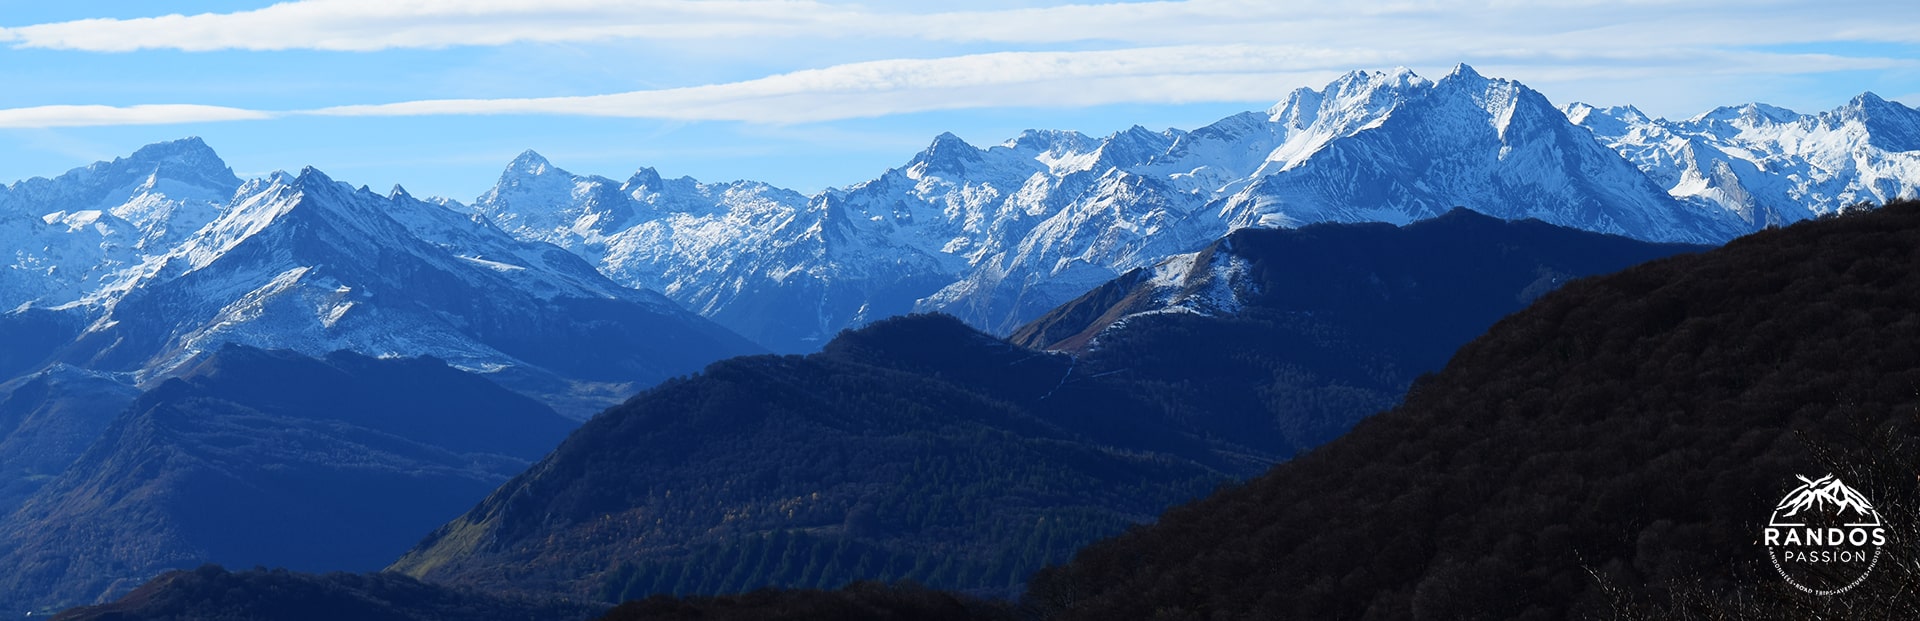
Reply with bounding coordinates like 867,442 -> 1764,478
1762,474 -> 1887,595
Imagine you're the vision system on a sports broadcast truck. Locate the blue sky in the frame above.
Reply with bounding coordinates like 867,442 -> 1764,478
3,0 -> 1919,201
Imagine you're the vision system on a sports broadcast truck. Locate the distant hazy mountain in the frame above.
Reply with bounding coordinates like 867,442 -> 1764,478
1012,208 -> 1702,354
0,346 -> 575,616
471,65 -> 1910,352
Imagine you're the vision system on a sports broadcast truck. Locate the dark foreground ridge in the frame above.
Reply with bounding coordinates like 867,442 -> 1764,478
598,582 -> 1017,621
1029,200 -> 1920,619
51,565 -> 600,621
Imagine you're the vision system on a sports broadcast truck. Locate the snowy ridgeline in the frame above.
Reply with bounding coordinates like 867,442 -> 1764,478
4,64 -> 1919,361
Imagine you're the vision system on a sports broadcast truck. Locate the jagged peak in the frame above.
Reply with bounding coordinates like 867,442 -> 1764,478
293,165 -> 333,186
5,136 -> 241,199
127,136 -> 222,165
1102,124 -> 1168,146
505,149 -> 555,176
1563,102 -> 1649,122
1268,85 -> 1325,125
1435,63 -> 1521,94
1840,91 -> 1919,120
909,131 -> 985,173
388,184 -> 412,201
1004,128 -> 1097,155
1265,67 -> 1433,138
624,166 -> 665,191
1836,92 -> 1920,151
924,131 -> 977,152
1687,101 -> 1803,126
1093,124 -> 1176,167
1323,66 -> 1429,97
1562,103 -> 1655,137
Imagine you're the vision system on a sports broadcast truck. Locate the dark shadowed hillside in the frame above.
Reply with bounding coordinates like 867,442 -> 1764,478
1015,208 -> 1702,358
1017,208 -> 1704,456
0,346 -> 577,616
1027,200 -> 1920,620
391,313 -> 1253,602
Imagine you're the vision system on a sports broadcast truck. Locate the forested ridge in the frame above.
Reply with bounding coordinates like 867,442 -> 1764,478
390,313 -> 1251,602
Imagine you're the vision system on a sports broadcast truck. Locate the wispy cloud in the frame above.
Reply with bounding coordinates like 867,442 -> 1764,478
0,0 -> 858,52
8,0 -> 1919,53
0,104 -> 274,128
308,45 -> 1370,122
0,41 -> 1910,129
303,47 -> 1909,125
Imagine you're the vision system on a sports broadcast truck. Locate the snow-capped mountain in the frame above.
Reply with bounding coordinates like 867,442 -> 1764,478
473,151 -> 952,353
1,145 -> 759,416
0,138 -> 240,312
475,64 -> 1788,348
1566,93 -> 1920,224
1213,65 -> 1745,242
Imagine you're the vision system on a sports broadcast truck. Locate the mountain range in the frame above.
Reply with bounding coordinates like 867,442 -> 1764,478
1567,93 -> 1920,225
6,66 -> 1914,369
466,65 -> 1917,352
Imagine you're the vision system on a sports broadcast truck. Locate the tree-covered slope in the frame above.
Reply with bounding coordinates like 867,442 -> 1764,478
391,313 -> 1256,602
